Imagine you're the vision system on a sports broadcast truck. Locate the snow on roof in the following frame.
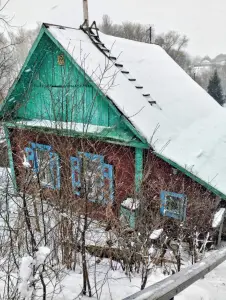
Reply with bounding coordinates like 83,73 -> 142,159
99,32 -> 218,130
212,208 -> 226,228
150,228 -> 163,240
163,108 -> 226,195
47,25 -> 226,197
121,198 -> 140,211
17,119 -> 110,134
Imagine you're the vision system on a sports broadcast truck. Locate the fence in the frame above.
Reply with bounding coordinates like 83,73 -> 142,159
123,247 -> 226,300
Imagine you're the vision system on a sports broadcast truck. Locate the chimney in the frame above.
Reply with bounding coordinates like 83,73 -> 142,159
83,0 -> 89,27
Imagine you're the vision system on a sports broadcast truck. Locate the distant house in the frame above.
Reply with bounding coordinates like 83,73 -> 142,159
1,22 -> 226,225
193,54 -> 226,75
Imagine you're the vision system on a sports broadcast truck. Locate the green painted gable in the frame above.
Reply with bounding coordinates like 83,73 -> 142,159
0,26 -> 147,147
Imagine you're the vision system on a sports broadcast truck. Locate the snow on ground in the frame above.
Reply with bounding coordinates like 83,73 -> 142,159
0,167 -> 225,299
42,256 -> 226,300
60,264 -> 166,300
1,254 -> 226,299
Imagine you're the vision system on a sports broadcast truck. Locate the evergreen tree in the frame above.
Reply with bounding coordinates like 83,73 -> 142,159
207,70 -> 224,105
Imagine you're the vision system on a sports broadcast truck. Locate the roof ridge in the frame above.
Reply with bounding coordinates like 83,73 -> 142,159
43,23 -> 78,30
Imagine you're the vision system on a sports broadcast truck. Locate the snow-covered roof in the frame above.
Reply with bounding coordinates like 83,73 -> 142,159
45,25 -> 226,197
99,32 -> 218,129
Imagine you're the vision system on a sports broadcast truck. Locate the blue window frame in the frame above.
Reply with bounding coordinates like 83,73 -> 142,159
70,156 -> 81,196
24,143 -> 60,190
103,163 -> 114,203
160,191 -> 187,221
25,147 -> 35,167
71,152 -> 114,204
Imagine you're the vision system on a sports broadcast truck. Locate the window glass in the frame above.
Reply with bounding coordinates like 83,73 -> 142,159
82,153 -> 103,201
160,191 -> 187,221
36,148 -> 53,186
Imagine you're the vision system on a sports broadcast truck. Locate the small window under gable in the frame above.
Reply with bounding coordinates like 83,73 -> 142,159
24,143 -> 60,190
160,191 -> 187,221
71,152 -> 114,204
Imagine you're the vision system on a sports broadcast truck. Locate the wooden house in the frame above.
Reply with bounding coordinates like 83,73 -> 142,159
1,22 -> 226,227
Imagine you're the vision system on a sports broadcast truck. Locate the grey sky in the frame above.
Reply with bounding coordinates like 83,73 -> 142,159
4,0 -> 226,57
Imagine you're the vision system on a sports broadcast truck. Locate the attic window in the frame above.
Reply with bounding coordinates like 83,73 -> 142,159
57,54 -> 65,66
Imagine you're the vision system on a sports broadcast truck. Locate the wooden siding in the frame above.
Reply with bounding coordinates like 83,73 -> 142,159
143,150 -> 218,231
15,35 -> 122,128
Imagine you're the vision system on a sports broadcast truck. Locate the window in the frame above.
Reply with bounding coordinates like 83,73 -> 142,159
24,143 -> 60,190
70,152 -> 113,204
57,54 -> 65,66
160,191 -> 187,221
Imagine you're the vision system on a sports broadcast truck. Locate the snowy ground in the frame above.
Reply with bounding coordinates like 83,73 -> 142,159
0,167 -> 226,299
1,255 -> 225,299
49,256 -> 226,299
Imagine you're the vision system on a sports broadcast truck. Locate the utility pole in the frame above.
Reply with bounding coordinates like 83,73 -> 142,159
149,26 -> 152,44
83,0 -> 89,27
146,26 -> 153,44
193,71 -> 196,81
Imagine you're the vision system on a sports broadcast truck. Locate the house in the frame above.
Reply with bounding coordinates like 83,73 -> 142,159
193,54 -> 226,76
1,21 -> 226,227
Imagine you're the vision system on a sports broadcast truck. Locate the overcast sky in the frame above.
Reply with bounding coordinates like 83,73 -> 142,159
4,0 -> 226,58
